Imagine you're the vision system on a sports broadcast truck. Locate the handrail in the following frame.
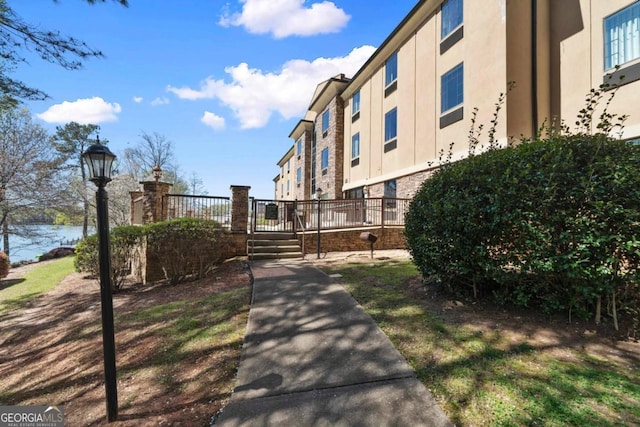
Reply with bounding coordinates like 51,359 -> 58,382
294,209 -> 305,259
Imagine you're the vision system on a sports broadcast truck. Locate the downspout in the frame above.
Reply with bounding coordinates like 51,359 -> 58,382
531,0 -> 539,136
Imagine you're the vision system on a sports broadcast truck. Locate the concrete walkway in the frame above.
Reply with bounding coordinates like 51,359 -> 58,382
213,259 -> 452,426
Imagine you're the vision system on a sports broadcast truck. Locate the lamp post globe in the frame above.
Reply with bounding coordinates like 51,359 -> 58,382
81,137 -> 118,422
81,139 -> 116,187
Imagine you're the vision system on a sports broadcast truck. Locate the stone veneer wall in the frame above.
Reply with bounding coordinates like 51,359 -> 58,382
297,227 -> 405,255
366,169 -> 434,199
134,184 -> 251,284
314,96 -> 345,199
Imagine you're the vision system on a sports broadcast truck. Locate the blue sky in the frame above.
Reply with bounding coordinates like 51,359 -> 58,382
12,0 -> 417,198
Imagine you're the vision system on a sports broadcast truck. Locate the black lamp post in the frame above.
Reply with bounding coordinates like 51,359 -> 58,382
316,188 -> 323,259
81,138 -> 118,422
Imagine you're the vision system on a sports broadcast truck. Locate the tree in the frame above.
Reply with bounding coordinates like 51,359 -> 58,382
52,122 -> 101,238
121,131 -> 186,189
0,105 -> 66,259
187,172 -> 208,195
0,0 -> 128,104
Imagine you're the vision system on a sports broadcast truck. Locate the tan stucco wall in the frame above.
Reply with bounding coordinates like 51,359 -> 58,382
343,0 -> 510,193
550,0 -> 640,138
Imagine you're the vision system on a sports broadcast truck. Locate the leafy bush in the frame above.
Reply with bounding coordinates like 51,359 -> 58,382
146,218 -> 231,285
75,226 -> 146,291
0,251 -> 9,278
406,133 -> 640,331
74,234 -> 98,275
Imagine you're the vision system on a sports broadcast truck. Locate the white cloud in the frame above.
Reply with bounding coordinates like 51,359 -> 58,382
219,0 -> 350,38
133,96 -> 143,103
151,96 -> 170,106
201,111 -> 226,130
167,45 -> 376,129
36,97 -> 122,124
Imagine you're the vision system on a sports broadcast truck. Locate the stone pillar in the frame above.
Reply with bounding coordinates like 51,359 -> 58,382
129,190 -> 143,225
230,185 -> 251,233
141,180 -> 171,224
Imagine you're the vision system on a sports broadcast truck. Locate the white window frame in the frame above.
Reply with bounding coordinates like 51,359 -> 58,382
604,2 -> 640,70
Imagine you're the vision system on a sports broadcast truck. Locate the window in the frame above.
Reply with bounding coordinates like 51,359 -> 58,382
321,110 -> 330,135
287,180 -> 290,194
287,159 -> 290,173
351,132 -> 360,159
385,53 -> 398,86
385,108 -> 397,142
280,166 -> 284,177
441,63 -> 464,113
384,179 -> 397,208
321,147 -> 329,170
604,2 -> 640,70
296,167 -> 302,184
345,187 -> 364,199
280,183 -> 284,195
352,91 -> 361,115
384,179 -> 397,198
296,139 -> 303,156
441,0 -> 463,39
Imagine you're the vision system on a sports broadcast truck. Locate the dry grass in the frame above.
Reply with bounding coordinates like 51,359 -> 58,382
0,259 -> 251,426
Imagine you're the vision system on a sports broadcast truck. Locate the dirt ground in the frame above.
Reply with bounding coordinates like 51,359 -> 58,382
310,249 -> 640,371
1,251 -> 638,426
0,259 -> 251,426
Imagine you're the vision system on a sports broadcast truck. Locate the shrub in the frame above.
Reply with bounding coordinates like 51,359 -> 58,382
146,218 -> 231,285
405,134 -> 640,331
0,251 -> 9,279
74,225 -> 146,291
74,234 -> 98,275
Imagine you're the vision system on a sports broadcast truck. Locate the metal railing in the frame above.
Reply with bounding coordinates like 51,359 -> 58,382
250,197 -> 410,233
162,194 -> 231,227
295,198 -> 410,231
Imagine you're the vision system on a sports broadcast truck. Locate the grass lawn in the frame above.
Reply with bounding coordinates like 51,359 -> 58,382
0,259 -> 251,425
322,260 -> 640,427
0,257 -> 75,312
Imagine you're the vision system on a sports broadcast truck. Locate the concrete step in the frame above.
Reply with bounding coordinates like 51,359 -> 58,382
251,245 -> 301,254
250,251 -> 303,260
251,239 -> 299,247
248,232 -> 303,260
252,232 -> 296,240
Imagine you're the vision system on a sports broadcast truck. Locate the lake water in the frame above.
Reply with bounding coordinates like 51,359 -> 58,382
6,225 -> 91,263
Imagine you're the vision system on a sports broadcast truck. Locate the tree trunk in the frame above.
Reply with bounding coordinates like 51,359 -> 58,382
2,221 -> 9,257
612,291 -> 619,331
595,296 -> 601,324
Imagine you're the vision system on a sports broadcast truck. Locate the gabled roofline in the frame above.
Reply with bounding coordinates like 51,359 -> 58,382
308,74 -> 351,113
288,119 -> 314,139
276,145 -> 295,166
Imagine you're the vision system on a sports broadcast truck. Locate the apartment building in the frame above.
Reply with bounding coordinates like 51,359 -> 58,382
274,0 -> 640,201
274,146 -> 295,200
285,74 -> 351,200
340,0 -> 640,199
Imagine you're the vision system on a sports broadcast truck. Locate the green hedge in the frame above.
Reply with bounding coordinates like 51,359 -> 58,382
75,219 -> 231,289
0,251 -> 9,279
405,134 -> 640,330
146,218 -> 230,285
75,225 -> 146,291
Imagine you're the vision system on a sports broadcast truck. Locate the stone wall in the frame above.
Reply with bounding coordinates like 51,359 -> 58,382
314,96 -> 345,198
298,227 -> 405,255
365,169 -> 434,200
